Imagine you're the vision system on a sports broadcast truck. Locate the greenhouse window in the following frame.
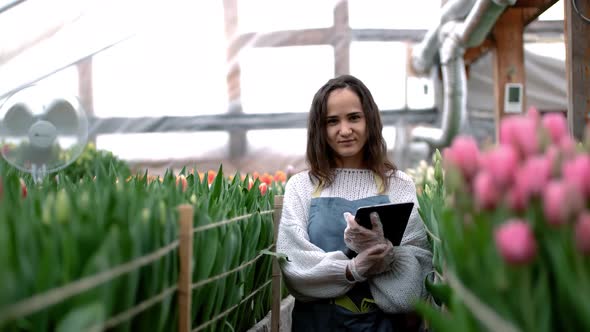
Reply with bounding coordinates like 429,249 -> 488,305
96,131 -> 229,161
348,0 -> 439,30
350,41 -> 407,110
237,0 -> 334,33
240,45 -> 334,114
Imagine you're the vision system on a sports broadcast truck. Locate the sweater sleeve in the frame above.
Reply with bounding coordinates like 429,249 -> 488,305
369,174 -> 433,313
276,174 -> 355,300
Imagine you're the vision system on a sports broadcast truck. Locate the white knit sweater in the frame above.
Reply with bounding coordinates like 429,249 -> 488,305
277,168 -> 433,313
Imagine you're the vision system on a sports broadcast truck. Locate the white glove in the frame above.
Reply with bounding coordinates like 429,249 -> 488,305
344,211 -> 387,253
347,242 -> 395,282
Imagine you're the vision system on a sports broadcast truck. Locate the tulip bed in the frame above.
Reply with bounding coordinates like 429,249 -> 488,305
0,149 -> 288,332
414,108 -> 590,332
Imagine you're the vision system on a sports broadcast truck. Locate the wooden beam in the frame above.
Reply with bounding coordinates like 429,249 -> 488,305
351,29 -> 426,42
565,0 -> 590,140
77,58 -> 94,116
492,8 -> 526,142
222,0 -> 247,159
333,0 -> 350,75
464,38 -> 495,66
87,109 -> 437,135
230,28 -> 332,56
223,0 -> 240,101
77,58 -> 95,143
513,0 -> 554,8
521,0 -> 560,25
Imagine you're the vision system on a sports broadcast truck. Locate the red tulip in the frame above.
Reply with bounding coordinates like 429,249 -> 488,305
259,182 -> 268,195
20,179 -> 27,198
176,175 -> 188,192
495,220 -> 537,266
207,171 -> 216,184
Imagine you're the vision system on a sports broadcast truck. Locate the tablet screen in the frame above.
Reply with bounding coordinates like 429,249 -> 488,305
354,202 -> 414,246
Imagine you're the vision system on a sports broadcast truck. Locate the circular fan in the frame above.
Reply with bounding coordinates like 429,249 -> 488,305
0,84 -> 89,182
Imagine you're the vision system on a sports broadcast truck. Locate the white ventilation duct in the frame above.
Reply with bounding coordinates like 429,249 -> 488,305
410,0 -> 517,148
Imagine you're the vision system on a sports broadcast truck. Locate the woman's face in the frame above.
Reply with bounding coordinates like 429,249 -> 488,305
325,88 -> 367,168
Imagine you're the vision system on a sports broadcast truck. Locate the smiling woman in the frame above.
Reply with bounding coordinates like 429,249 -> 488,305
325,88 -> 368,169
277,74 -> 432,331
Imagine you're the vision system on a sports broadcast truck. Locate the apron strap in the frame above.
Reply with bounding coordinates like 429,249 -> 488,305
312,172 -> 384,198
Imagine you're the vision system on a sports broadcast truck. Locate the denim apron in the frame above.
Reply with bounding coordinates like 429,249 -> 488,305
291,174 -> 396,332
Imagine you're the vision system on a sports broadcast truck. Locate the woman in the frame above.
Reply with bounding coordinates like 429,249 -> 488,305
277,74 -> 432,331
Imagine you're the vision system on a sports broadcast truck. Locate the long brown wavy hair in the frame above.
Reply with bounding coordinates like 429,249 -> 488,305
306,74 -> 397,192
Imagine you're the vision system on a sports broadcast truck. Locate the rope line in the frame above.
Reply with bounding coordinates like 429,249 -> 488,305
191,244 -> 274,291
0,240 -> 179,325
192,279 -> 273,332
193,210 -> 274,234
86,285 -> 177,332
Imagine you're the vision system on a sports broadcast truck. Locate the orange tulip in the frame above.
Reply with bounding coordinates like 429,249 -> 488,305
274,171 -> 287,183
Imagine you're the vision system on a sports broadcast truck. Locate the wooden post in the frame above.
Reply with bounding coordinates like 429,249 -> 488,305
271,195 -> 284,332
222,0 -> 247,160
492,9 -> 526,143
177,204 -> 194,332
564,0 -> 590,140
77,58 -> 95,144
333,0 -> 350,76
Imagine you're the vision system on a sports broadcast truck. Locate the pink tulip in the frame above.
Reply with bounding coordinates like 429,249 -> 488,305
545,145 -> 561,177
495,220 -> 537,265
558,135 -> 577,160
480,145 -> 518,189
542,113 -> 568,145
575,213 -> 590,255
514,156 -> 551,199
500,116 -> 539,159
543,181 -> 583,226
443,136 -> 480,181
526,106 -> 541,124
473,171 -> 500,209
562,155 -> 590,198
286,164 -> 295,178
506,186 -> 528,212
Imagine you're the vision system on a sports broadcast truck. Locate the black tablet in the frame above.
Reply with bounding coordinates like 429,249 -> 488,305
354,202 -> 414,246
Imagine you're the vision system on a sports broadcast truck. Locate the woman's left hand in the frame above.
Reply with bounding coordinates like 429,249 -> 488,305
344,211 -> 387,253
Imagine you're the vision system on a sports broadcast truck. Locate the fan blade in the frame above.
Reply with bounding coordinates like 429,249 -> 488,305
44,98 -> 79,135
2,102 -> 35,136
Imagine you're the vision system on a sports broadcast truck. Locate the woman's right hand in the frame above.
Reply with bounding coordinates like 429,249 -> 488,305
343,212 -> 387,253
347,241 -> 394,282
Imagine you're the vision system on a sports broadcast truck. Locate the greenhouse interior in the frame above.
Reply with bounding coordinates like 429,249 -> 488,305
0,0 -> 589,331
